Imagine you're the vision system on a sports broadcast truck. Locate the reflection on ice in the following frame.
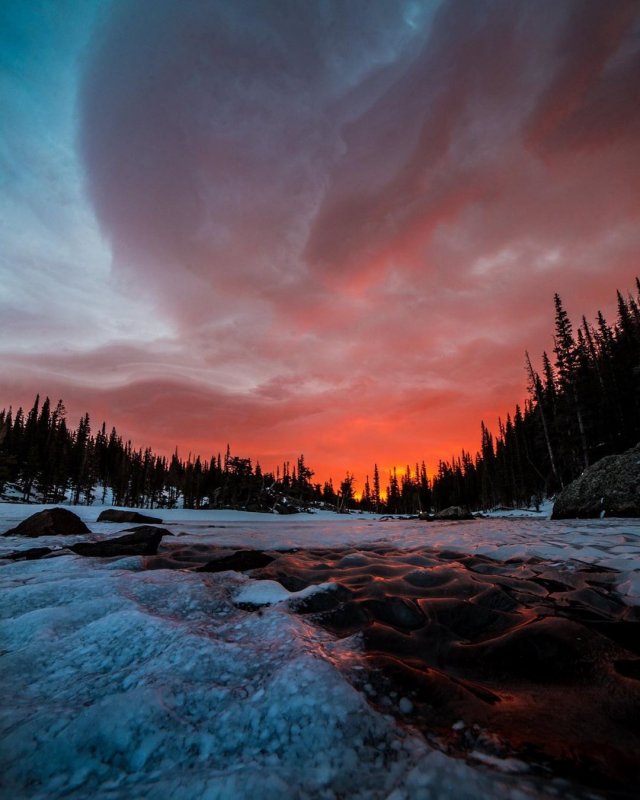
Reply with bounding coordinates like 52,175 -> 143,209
1,504 -> 639,799
0,557 -> 541,800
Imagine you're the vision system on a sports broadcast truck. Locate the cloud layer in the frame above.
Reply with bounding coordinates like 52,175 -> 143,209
2,0 -> 639,484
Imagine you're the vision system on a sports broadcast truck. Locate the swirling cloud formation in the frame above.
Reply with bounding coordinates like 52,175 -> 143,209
2,0 -> 639,482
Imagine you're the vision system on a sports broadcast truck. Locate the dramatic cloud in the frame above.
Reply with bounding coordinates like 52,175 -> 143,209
2,0 -> 639,484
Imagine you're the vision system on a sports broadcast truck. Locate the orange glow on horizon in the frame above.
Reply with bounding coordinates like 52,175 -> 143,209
2,1 -> 639,514
0,383 -> 527,492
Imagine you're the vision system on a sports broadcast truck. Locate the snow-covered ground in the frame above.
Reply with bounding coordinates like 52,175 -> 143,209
1,502 -> 639,799
0,482 -> 115,507
482,499 -> 555,518
2,502 -> 638,603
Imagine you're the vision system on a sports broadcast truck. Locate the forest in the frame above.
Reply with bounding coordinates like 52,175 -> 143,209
1,281 -> 639,514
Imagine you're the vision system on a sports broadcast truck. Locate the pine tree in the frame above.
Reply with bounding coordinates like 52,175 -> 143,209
0,411 -> 12,494
20,395 -> 41,500
338,473 -> 355,512
362,475 -> 372,511
386,467 -> 400,513
553,294 -> 589,471
70,414 -> 92,504
418,461 -> 430,512
372,464 -> 381,511
295,454 -> 314,508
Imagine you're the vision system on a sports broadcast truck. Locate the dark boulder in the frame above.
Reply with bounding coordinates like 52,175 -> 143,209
97,509 -> 163,524
3,508 -> 90,537
3,546 -> 54,561
273,501 -> 300,515
552,443 -> 640,519
434,506 -> 474,521
70,526 -> 167,557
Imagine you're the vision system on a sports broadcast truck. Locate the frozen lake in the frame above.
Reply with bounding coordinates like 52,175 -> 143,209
1,504 -> 639,799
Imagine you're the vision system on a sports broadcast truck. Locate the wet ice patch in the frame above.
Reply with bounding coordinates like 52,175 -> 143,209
617,570 -> 640,604
0,546 -> 550,799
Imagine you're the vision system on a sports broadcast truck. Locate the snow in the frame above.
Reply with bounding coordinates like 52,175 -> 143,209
234,579 -> 337,606
469,753 -> 530,775
1,482 -> 115,506
398,697 -> 413,715
2,502 -> 637,603
1,502 -> 639,798
482,499 -> 554,518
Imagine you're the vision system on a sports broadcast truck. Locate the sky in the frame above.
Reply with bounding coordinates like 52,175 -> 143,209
1,0 -> 639,488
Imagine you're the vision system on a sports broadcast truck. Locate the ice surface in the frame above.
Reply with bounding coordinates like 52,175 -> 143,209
1,502 -> 639,798
0,553 -> 546,800
234,578 -> 337,606
2,503 -> 638,605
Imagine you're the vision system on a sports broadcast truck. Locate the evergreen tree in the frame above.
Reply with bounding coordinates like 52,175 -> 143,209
361,475 -> 372,511
386,468 -> 400,513
70,414 -> 92,504
338,473 -> 355,512
0,411 -> 12,494
372,464 -> 381,511
553,293 -> 589,472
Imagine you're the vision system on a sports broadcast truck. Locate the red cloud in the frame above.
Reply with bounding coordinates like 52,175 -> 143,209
3,1 -> 638,488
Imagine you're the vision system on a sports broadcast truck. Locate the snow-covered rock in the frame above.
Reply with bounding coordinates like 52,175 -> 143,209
434,506 -> 474,521
552,443 -> 640,519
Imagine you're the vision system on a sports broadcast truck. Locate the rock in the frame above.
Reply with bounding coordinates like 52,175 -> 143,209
3,546 -> 54,560
3,508 -> 91,537
244,502 -> 270,513
291,583 -> 353,614
70,526 -> 167,557
434,506 -> 474,521
273,501 -> 300,515
552,443 -> 640,519
196,550 -> 276,573
119,525 -> 172,538
97,509 -> 163,524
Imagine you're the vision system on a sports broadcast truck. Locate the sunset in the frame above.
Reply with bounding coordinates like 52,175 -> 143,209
1,2 -> 640,798
2,0 -> 639,486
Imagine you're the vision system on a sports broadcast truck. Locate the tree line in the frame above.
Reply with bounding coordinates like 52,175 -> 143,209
0,395 -> 430,513
0,281 -> 638,513
430,280 -> 640,510
0,409 -> 343,512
